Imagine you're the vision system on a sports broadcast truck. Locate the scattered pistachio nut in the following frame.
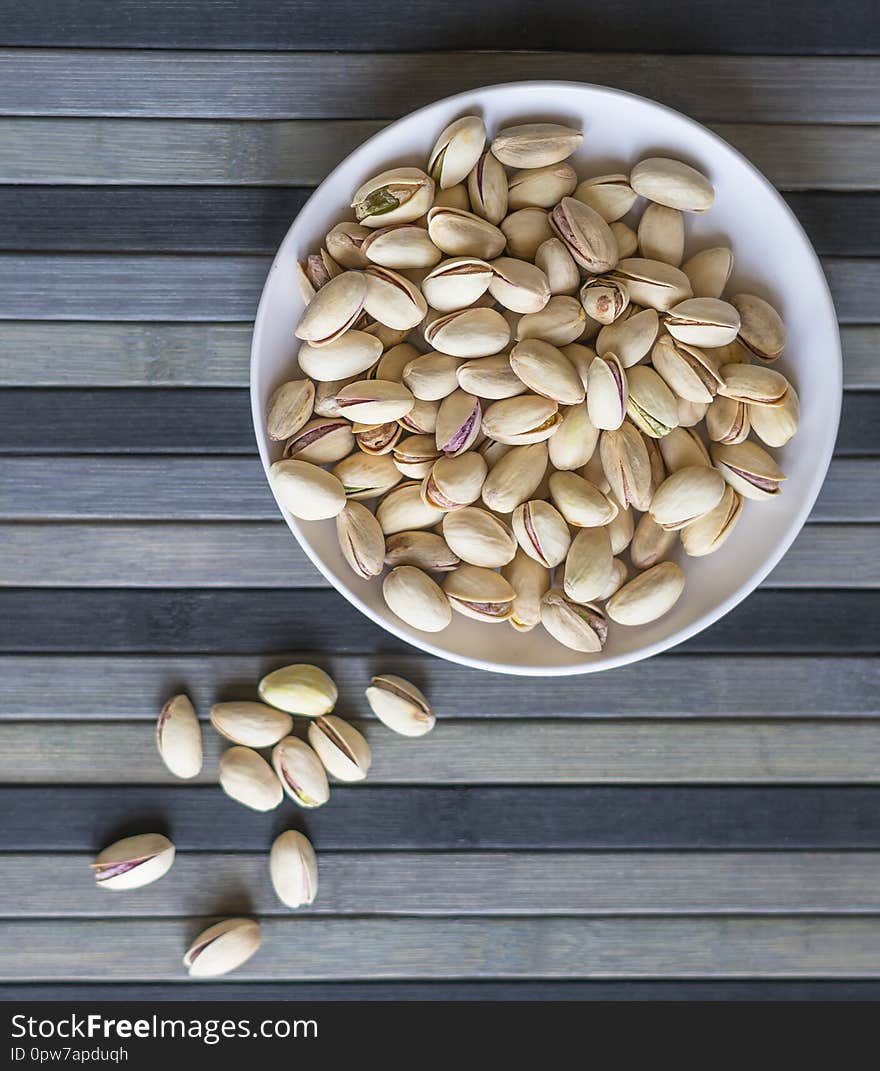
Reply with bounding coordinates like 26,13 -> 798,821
272,736 -> 331,808
184,918 -> 261,978
366,674 -> 436,736
308,714 -> 372,782
219,746 -> 284,812
156,694 -> 202,780
258,663 -> 337,717
270,830 -> 319,909
92,834 -> 175,892
210,701 -> 293,748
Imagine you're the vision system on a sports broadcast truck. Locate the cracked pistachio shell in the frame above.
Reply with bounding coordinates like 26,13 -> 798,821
749,385 -> 799,447
308,714 -> 371,783
649,465 -> 726,530
156,694 -> 202,780
512,499 -> 571,567
92,833 -> 175,892
429,115 -> 487,188
422,257 -> 493,312
580,277 -> 629,325
586,353 -> 628,431
352,167 -> 435,227
270,460 -> 347,521
297,249 -> 342,304
210,702 -> 292,748
272,736 -> 330,808
434,183 -> 471,211
362,224 -> 442,270
427,206 -> 506,260
383,565 -> 452,632
731,293 -> 787,362
488,257 -> 551,314
599,423 -> 654,512
326,221 -> 371,269
377,480 -> 447,534
509,339 -> 585,405
535,237 -> 580,296
706,394 -> 751,444
295,271 -> 366,346
367,674 -> 435,736
501,207 -> 554,260
399,397 -> 440,434
574,174 -> 637,222
548,401 -> 599,471
259,666 -> 336,721
677,396 -> 710,428
384,530 -> 460,573
718,363 -> 790,407
363,266 -> 428,331
285,418 -> 355,465
185,919 -> 261,979
681,484 -> 744,557
609,258 -> 692,312
422,451 -> 487,510
710,440 -> 786,500
658,426 -> 711,473
435,389 -> 483,455
491,122 -> 583,168
425,307 -> 510,359
638,203 -> 685,267
610,221 -> 639,259
270,830 -> 318,908
336,379 -> 415,424
355,420 -> 402,456
607,495 -> 634,554
442,563 -> 516,622
549,469 -> 617,527
652,333 -> 722,404
540,587 -> 607,653
549,197 -> 618,273
516,295 -> 588,347
666,297 -> 741,348
336,500 -> 386,578
631,512 -> 679,570
298,331 -> 382,382
630,157 -> 714,213
482,394 -> 562,445
333,451 -> 401,499
457,353 -> 527,400
682,246 -> 734,299
467,150 -> 508,225
626,365 -> 680,438
607,561 -> 686,625
442,506 -> 517,568
267,379 -> 315,441
403,352 -> 462,401
392,434 -> 441,478
508,162 -> 578,210
219,746 -> 283,812
596,307 -> 660,367
313,377 -> 355,418
503,549 -> 551,632
564,525 -> 613,604
481,441 -> 549,512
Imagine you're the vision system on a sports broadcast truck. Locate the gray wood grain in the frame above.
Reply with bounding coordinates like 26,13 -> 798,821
6,852 -> 880,917
0,522 -> 875,589
3,653 -> 871,718
3,917 -> 880,978
1,52 -> 878,122
2,719 -> 879,783
1,120 -> 877,190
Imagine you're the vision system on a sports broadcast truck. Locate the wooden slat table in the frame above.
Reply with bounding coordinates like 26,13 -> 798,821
1,3 -> 878,1001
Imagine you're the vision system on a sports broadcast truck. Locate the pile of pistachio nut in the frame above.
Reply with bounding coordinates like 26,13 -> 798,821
266,116 -> 797,653
91,665 -> 432,977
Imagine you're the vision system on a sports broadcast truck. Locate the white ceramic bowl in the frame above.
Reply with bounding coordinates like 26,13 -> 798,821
251,81 -> 841,676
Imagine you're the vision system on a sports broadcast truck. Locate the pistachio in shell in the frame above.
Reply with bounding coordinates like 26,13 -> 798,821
382,565 -> 452,632
509,339 -> 585,405
422,256 -> 493,312
308,714 -> 372,783
270,830 -> 318,909
491,122 -> 583,168
658,426 -> 711,473
563,526 -> 614,604
749,385 -> 799,447
606,561 -> 686,625
681,484 -> 744,557
710,440 -> 786,501
272,735 -> 331,808
333,450 -> 402,499
384,530 -> 460,572
219,746 -> 284,812
427,205 -> 506,260
467,150 -> 508,225
706,394 -> 751,445
625,365 -> 680,439
586,353 -> 628,431
548,197 -> 619,274
649,465 -> 726,530
92,833 -> 175,892
481,393 -> 562,446
156,694 -> 202,780
508,162 -> 578,210
574,174 -> 637,222
429,115 -> 487,189
548,401 -> 599,471
270,460 -> 347,521
435,388 -> 483,455
377,480 -> 447,535
535,237 -> 580,296
731,293 -> 787,361
549,469 -> 617,527
682,246 -> 734,299
630,512 -> 679,570
456,353 -> 528,400
630,157 -> 714,213
511,499 -> 571,568
284,418 -> 355,465
210,701 -> 293,749
540,588 -> 607,653
580,277 -> 629,325
295,270 -> 366,346
184,918 -> 261,978
481,441 -> 549,513
665,297 -> 741,348
422,451 -> 487,510
596,307 -> 660,368
267,379 -> 315,441
258,663 -> 337,718
442,506 -> 517,568
366,674 -> 436,737
352,166 -> 435,227
503,548 -> 552,633
442,563 -> 516,623
515,294 -> 588,347
336,500 -> 386,579
638,203 -> 685,267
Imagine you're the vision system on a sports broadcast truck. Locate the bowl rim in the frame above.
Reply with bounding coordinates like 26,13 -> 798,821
250,79 -> 842,676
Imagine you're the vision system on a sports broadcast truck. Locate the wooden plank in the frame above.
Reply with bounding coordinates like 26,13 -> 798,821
2,719 -> 879,784
3,917 -> 880,978
5,852 -> 880,917
1,322 -> 876,389
2,653 -> 872,719
2,120 -> 877,191
0,52 -> 876,123
1,522 -> 876,589
6,785 -> 880,851
1,458 -> 873,521
783,194 -> 880,256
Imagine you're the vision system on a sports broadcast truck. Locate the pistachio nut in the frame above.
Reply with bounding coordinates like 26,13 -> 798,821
259,663 -> 337,717
392,434 -> 442,478
649,465 -> 726,530
599,557 -> 629,601
606,561 -> 686,625
625,365 -> 680,438
372,341 -> 419,381
156,694 -> 202,780
382,565 -> 452,632
399,397 -> 440,434
682,246 -> 734,299
540,587 -> 607,653
284,418 -> 356,465
681,484 -> 744,557
749,384 -> 799,447
608,258 -> 692,312
467,150 -> 508,225
332,450 -> 402,499
362,265 -> 428,331
435,388 -> 483,455
596,307 -> 660,367
717,363 -> 790,407
308,714 -> 372,783
548,400 -> 599,470
298,331 -> 382,383
297,249 -> 342,303
677,396 -> 710,429
535,237 -> 580,295
442,506 -> 517,568
427,205 -> 506,260
429,115 -> 487,188
482,394 -> 562,445
92,833 -> 175,892
607,496 -> 634,554
580,277 -> 629,325
377,480 -> 447,534
270,459 -> 347,521
637,203 -> 685,267
210,701 -> 293,749
508,162 -> 578,210
434,183 -> 471,211
295,270 -> 366,346
352,166 -> 435,227
184,919 -> 261,979
630,157 -> 714,213
481,441 -> 549,512
610,221 -> 639,259
563,525 -> 613,604
326,221 -> 371,269
549,469 -> 617,527
574,174 -> 637,222
424,307 -> 510,358
509,339 -> 585,405
706,394 -> 751,444
336,500 -> 386,578
586,353 -> 628,431
491,122 -> 583,168
270,830 -> 318,909
335,379 -> 415,423
366,674 -> 436,736
403,352 -> 462,401
503,548 -> 552,632
313,378 -> 355,418
512,499 -> 571,567
219,746 -> 284,812
710,440 -> 786,500
384,530 -> 460,572
422,257 -> 493,312
488,257 -> 551,314
267,379 -> 315,441
548,197 -> 619,273
456,353 -> 528,399
355,420 -> 402,455
731,293 -> 786,361
630,512 -> 679,570
658,426 -> 711,472
362,224 -> 442,270
272,735 -> 331,808
501,207 -> 554,260
651,333 -> 722,404
514,297 -> 587,349
665,297 -> 741,348
442,563 -> 516,622
422,451 -> 488,510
